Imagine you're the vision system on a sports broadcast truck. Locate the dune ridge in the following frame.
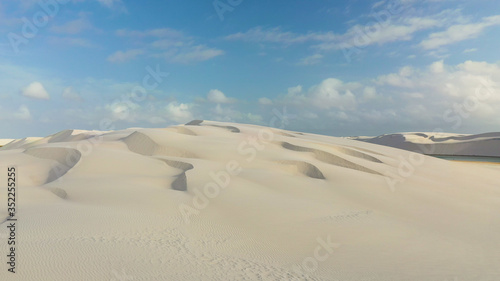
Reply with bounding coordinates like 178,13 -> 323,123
24,147 -> 82,184
279,141 -> 382,176
123,130 -> 198,158
351,132 -> 500,157
158,158 -> 194,191
0,139 -> 14,147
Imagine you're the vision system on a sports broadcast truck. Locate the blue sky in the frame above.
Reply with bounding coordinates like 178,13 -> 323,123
1,0 -> 500,138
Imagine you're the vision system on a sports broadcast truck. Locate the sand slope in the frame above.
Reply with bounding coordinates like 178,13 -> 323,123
351,132 -> 500,157
1,121 -> 500,280
0,139 -> 15,147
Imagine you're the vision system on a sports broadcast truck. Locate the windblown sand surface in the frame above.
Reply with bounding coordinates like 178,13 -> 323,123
0,139 -> 15,147
1,121 -> 500,280
350,132 -> 500,157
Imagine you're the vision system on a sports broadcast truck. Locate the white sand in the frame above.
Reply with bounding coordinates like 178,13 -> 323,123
350,132 -> 500,157
1,121 -> 500,280
0,139 -> 15,147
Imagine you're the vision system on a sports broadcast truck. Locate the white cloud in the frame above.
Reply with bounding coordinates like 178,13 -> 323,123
165,102 -> 193,123
211,104 -> 243,121
14,105 -> 31,120
372,1 -> 386,9
107,49 -> 143,63
258,97 -> 273,105
246,113 -> 263,123
151,39 -> 185,49
225,11 -> 453,50
463,48 -> 478,53
116,28 -> 184,38
4,50 -> 500,137
169,45 -> 224,64
50,13 -> 93,34
95,0 -> 127,12
250,60 -> 500,133
105,99 -> 140,121
308,78 -> 357,110
21,82 -> 50,100
278,80 -> 359,111
420,15 -> 500,50
298,54 -> 324,65
376,66 -> 416,87
225,27 -> 335,44
148,117 -> 166,124
48,37 -> 95,48
224,10 -> 469,58
303,112 -> 319,119
429,60 -> 445,73
287,85 -> 303,96
372,60 -> 500,122
363,86 -> 378,100
62,87 -> 83,101
115,28 -> 223,64
316,16 -> 442,51
207,89 -> 235,104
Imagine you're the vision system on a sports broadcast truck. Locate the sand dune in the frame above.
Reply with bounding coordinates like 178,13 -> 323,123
159,158 -> 194,191
123,130 -> 199,158
24,147 -> 82,184
0,139 -> 14,147
1,121 -> 500,280
278,141 -> 382,175
274,159 -> 326,179
1,137 -> 44,149
351,132 -> 500,157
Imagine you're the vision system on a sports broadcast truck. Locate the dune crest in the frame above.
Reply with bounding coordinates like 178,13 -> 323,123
275,160 -> 326,179
24,147 -> 82,184
123,131 -> 198,158
279,141 -> 382,176
157,158 -> 194,191
351,132 -> 500,157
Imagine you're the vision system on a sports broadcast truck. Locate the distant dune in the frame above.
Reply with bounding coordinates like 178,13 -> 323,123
0,139 -> 15,147
350,132 -> 500,157
1,121 -> 499,280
